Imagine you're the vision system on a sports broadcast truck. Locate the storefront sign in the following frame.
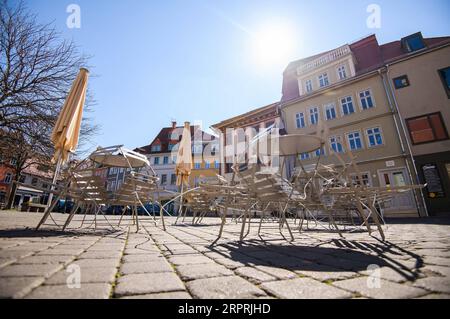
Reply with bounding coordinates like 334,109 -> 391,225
422,163 -> 445,198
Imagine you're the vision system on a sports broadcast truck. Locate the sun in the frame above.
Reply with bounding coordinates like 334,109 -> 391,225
252,21 -> 297,68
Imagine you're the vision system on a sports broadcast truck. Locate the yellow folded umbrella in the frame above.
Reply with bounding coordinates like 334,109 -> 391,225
51,68 -> 89,164
175,121 -> 193,186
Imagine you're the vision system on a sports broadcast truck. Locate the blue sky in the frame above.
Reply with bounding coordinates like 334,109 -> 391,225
23,0 -> 450,152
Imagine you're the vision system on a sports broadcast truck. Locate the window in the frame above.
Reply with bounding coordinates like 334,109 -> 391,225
111,180 -> 116,191
205,162 -> 210,169
154,157 -> 160,165
438,67 -> 450,98
172,156 -> 177,164
151,145 -> 161,152
359,90 -> 374,110
309,107 -> 319,125
324,103 -> 337,120
9,158 -> 17,166
161,174 -> 167,185
406,112 -> 449,145
318,73 -> 329,88
171,174 -> 177,185
305,79 -> 313,93
351,173 -> 371,187
163,156 -> 169,165
295,112 -> 305,129
214,161 -> 220,169
168,143 -> 176,151
42,183 -> 48,189
19,175 -> 26,183
341,96 -> 355,115
330,136 -> 344,153
402,32 -> 426,52
366,127 -> 384,147
4,173 -> 12,184
193,144 -> 203,154
194,162 -> 201,169
313,147 -> 325,157
393,75 -> 410,89
299,153 -> 310,160
347,131 -> 363,150
31,177 -> 38,186
337,65 -> 347,80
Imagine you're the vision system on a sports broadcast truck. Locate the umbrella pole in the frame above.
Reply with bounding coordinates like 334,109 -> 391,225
36,153 -> 63,231
47,153 -> 63,208
175,182 -> 184,224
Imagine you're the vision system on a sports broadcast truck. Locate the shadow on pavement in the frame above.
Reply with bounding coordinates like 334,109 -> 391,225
210,238 -> 423,282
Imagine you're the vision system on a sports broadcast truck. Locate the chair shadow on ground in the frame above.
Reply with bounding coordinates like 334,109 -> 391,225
0,227 -> 124,239
209,238 -> 424,282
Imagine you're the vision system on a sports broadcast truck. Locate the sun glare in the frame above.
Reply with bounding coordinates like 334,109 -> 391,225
252,21 -> 297,68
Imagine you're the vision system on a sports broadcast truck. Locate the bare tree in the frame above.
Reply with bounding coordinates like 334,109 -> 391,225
0,0 -> 99,209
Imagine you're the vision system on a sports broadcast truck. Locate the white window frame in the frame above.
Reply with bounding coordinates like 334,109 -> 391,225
151,145 -> 161,152
340,95 -> 355,116
337,65 -> 347,80
299,152 -> 310,160
324,102 -> 337,121
312,147 -> 326,158
192,144 -> 203,154
358,88 -> 376,110
194,162 -> 201,169
295,112 -> 306,129
161,174 -> 167,185
329,135 -> 344,153
305,79 -> 313,93
4,173 -> 12,184
349,171 -> 372,187
346,131 -> 364,151
111,180 -> 116,191
318,73 -> 329,88
163,156 -> 169,164
365,126 -> 384,148
309,107 -> 319,125
154,157 -> 160,165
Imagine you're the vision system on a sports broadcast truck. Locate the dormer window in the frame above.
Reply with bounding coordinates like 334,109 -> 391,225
305,79 -> 313,93
318,73 -> 329,88
151,145 -> 161,152
402,32 -> 426,53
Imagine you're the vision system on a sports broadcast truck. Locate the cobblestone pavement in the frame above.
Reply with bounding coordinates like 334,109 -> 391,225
0,211 -> 449,299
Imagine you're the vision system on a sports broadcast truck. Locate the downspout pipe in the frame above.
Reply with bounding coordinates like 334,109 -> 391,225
379,66 -> 429,217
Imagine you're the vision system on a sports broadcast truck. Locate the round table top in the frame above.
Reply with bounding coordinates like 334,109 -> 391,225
90,153 -> 149,168
278,134 -> 324,155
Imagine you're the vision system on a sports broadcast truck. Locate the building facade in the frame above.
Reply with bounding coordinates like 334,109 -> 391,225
278,33 -> 450,217
383,34 -> 450,215
135,121 -> 219,202
211,102 -> 281,179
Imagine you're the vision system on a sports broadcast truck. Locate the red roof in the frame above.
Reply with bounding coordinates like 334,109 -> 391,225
281,33 -> 450,102
135,124 -> 216,155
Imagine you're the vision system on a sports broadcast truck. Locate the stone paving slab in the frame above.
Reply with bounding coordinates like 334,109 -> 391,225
261,278 -> 353,299
0,211 -> 449,299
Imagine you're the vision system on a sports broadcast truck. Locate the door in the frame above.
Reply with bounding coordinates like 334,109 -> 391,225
378,168 -> 415,211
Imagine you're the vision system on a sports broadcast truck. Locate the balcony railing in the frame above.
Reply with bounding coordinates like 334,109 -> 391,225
298,45 -> 351,74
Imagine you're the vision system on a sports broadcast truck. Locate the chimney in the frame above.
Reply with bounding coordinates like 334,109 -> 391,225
171,121 -> 177,128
